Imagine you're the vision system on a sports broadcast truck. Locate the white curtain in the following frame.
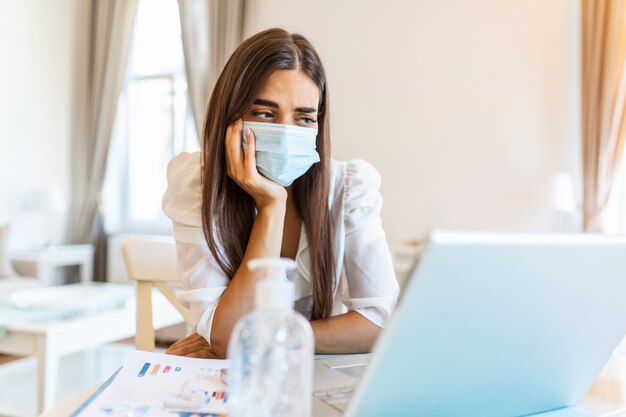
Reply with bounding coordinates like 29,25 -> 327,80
178,0 -> 246,135
70,0 -> 139,280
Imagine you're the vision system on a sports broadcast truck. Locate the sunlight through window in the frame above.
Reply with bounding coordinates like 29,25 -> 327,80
104,0 -> 199,234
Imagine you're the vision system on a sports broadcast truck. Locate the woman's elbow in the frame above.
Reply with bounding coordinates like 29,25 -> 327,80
355,313 -> 384,352
364,324 -> 382,351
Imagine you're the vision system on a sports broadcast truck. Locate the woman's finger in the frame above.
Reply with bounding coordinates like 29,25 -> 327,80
167,340 -> 209,356
184,349 -> 219,359
225,120 -> 244,180
166,340 -> 195,355
185,332 -> 203,341
243,126 -> 258,176
168,342 -> 206,355
165,333 -> 205,354
224,123 -> 236,177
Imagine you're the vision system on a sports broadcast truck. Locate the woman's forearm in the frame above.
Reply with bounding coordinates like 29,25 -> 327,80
210,202 -> 286,357
311,311 -> 381,354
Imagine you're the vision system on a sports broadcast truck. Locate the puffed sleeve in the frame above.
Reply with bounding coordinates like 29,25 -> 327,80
162,152 -> 228,345
342,160 -> 399,328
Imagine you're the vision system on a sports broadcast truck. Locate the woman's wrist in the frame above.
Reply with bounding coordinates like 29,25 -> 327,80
255,202 -> 287,228
240,197 -> 286,263
255,191 -> 288,213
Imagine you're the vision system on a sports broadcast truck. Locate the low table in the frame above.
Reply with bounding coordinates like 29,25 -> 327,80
10,245 -> 95,285
0,283 -> 185,415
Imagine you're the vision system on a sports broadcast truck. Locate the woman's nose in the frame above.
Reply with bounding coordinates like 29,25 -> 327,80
276,115 -> 296,126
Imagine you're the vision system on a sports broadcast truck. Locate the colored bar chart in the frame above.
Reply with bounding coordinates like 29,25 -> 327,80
138,363 -> 150,377
137,362 -> 182,377
211,391 -> 228,402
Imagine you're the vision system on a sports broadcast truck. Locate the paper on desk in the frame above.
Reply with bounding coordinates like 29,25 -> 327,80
73,350 -> 229,417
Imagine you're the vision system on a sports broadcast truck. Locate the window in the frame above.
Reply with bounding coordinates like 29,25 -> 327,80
103,0 -> 199,234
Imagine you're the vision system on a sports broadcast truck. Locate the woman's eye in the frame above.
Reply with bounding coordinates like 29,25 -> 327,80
251,111 -> 274,120
297,116 -> 317,125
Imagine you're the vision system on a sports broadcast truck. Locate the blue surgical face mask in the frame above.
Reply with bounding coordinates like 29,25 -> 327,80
242,121 -> 320,187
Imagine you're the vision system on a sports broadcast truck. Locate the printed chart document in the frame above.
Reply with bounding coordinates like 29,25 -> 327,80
72,351 -> 229,417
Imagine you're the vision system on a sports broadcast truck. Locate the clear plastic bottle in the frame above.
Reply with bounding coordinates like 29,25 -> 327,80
227,258 -> 314,417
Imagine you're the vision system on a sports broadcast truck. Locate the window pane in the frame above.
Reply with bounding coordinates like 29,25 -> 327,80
130,0 -> 184,76
104,0 -> 198,233
127,78 -> 173,223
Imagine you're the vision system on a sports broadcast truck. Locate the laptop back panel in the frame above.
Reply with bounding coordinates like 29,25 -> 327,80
346,231 -> 626,417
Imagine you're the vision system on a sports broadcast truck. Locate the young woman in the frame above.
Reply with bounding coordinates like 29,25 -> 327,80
162,28 -> 399,359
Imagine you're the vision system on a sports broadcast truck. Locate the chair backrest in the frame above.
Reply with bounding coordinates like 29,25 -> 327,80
122,237 -> 193,351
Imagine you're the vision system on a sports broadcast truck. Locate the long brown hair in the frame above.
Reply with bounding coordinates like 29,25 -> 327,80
201,28 -> 335,320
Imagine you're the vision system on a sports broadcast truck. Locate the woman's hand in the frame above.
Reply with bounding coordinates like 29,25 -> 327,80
225,119 -> 287,209
166,332 -> 221,359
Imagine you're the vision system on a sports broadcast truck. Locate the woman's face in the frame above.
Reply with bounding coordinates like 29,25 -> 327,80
243,69 -> 320,129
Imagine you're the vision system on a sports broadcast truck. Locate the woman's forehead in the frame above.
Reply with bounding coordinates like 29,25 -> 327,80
256,70 -> 319,108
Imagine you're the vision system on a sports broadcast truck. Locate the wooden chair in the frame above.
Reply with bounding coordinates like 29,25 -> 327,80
121,237 -> 194,351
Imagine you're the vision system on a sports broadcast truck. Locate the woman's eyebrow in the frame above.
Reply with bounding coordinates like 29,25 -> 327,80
253,98 -> 279,108
253,98 -> 317,114
295,106 -> 317,113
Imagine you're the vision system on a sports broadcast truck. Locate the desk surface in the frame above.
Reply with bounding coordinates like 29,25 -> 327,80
40,353 -> 626,417
40,385 -> 97,417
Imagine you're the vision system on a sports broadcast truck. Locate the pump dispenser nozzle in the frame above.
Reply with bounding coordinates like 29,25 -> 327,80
248,258 -> 297,310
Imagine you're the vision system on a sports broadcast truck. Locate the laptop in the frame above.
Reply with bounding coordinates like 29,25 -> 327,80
312,230 -> 626,417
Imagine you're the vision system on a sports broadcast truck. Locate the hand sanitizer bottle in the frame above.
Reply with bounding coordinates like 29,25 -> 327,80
227,258 -> 314,417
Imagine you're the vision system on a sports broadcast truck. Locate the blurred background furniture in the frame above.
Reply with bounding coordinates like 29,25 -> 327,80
0,224 -> 42,298
0,282 -> 184,415
9,244 -> 94,285
122,237 -> 194,352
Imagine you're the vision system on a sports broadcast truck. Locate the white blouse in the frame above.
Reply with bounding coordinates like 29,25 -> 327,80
162,151 -> 399,345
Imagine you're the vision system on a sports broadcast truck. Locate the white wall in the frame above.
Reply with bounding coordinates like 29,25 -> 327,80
0,0 -> 583,248
0,0 -> 81,248
244,0 -> 582,242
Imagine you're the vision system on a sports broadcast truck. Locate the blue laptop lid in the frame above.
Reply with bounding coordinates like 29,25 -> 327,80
347,231 -> 626,417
